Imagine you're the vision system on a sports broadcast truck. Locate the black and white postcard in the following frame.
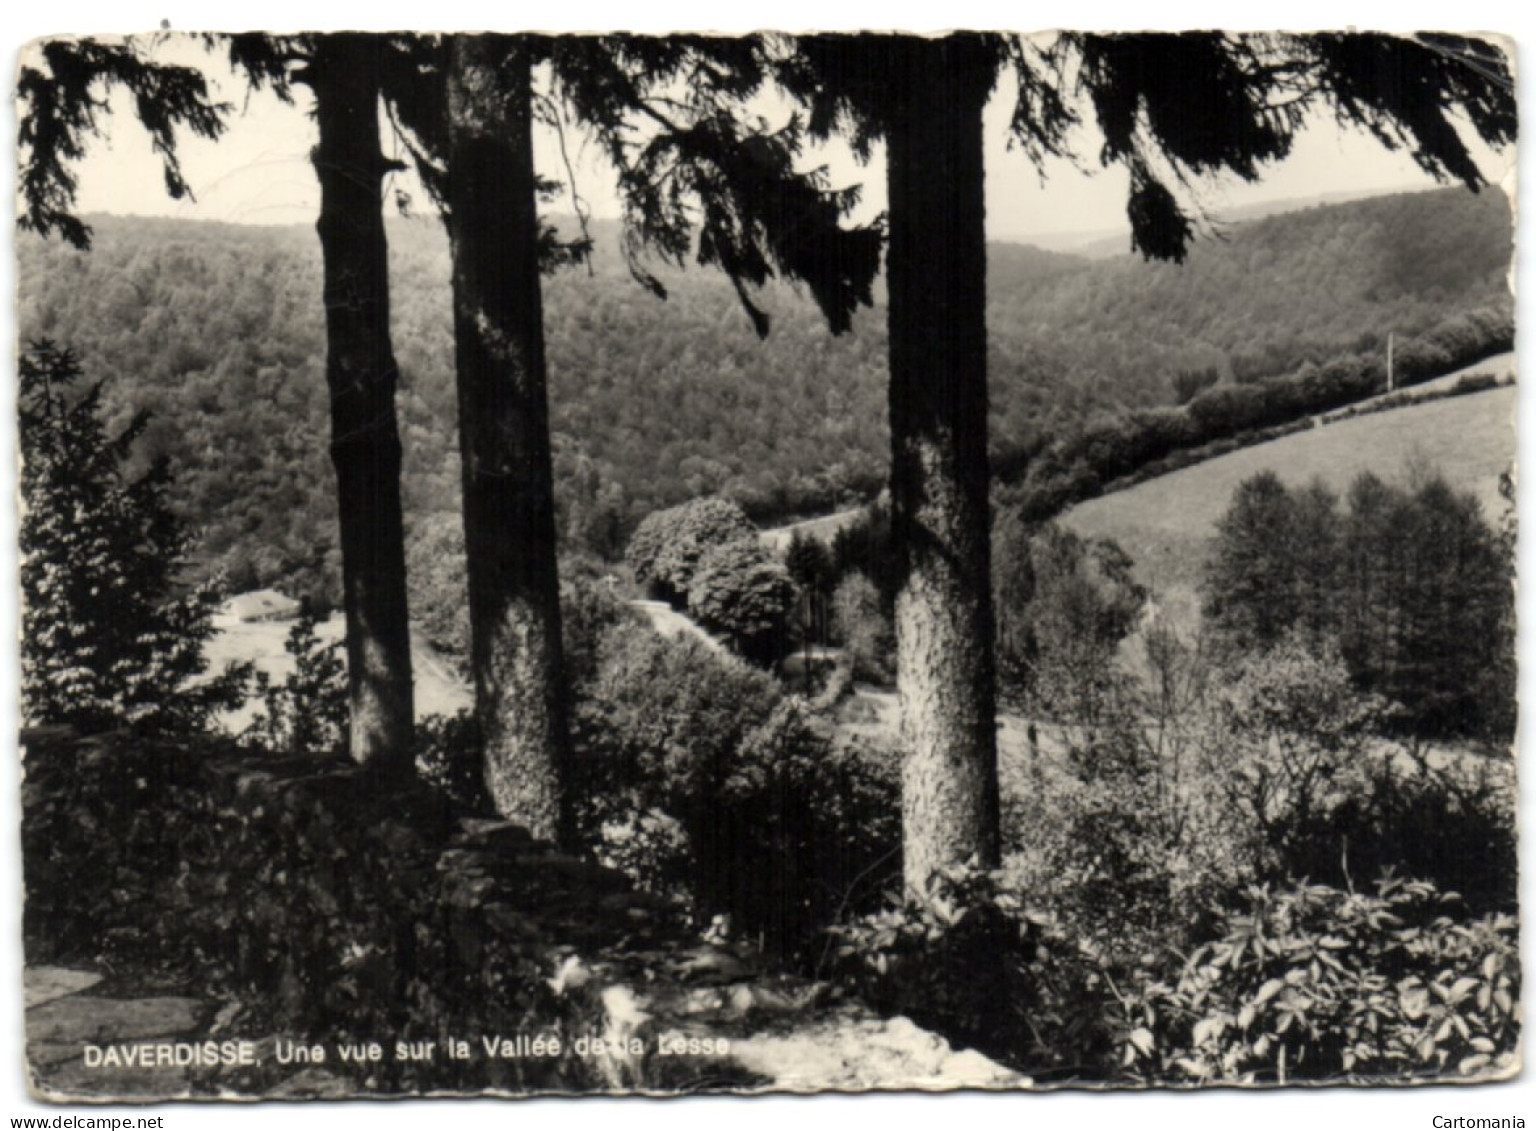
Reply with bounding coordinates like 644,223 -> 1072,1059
6,20 -> 1523,1119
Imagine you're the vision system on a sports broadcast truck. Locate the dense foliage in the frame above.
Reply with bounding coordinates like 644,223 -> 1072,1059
626,495 -> 759,601
19,341 -> 247,734
1126,877 -> 1519,1084
834,865 -> 1516,1085
19,728 -> 688,1095
570,620 -> 900,959
240,610 -> 350,759
687,538 -> 797,665
15,187 -> 1511,602
836,621 -> 1517,1080
1203,468 -> 1514,740
829,469 -> 1516,1079
992,517 -> 1146,720
1003,305 -> 1512,523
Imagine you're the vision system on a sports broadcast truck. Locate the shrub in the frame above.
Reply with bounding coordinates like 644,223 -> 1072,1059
1001,712 -> 1250,968
1125,877 -> 1519,1084
19,730 -> 625,1095
829,865 -> 1047,1057
829,867 -> 1519,1086
560,571 -> 635,691
1204,637 -> 1384,874
830,863 -> 1158,1077
572,620 -> 899,959
830,571 -> 895,685
413,710 -> 489,813
687,538 -> 797,666
242,609 -> 349,758
625,496 -> 757,603
1284,746 -> 1517,916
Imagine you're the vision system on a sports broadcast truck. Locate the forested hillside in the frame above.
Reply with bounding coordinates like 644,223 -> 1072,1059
16,186 -> 1511,604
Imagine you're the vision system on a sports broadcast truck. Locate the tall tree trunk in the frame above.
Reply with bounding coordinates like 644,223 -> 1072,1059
310,34 -> 415,771
885,37 -> 1000,896
445,35 -> 570,843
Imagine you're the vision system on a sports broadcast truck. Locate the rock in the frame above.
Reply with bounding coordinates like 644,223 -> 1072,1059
866,1015 -> 942,1056
456,818 -> 535,849
23,967 -> 102,1009
32,1059 -> 189,1101
27,996 -> 207,1045
672,946 -> 753,985
265,1067 -> 354,1099
482,902 -> 541,939
936,1047 -> 1021,1086
26,1043 -> 79,1069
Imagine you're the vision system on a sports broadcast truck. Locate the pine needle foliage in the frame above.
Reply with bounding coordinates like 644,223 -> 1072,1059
19,341 -> 247,734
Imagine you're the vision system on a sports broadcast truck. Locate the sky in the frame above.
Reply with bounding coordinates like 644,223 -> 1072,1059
2,5 -> 1532,1131
40,32 -> 1516,244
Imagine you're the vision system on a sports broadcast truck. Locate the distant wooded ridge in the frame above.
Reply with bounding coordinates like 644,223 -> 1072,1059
16,185 -> 1512,605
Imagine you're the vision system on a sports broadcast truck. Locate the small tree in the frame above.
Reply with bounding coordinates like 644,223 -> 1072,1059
831,571 -> 895,685
19,341 -> 247,734
995,522 -> 1145,723
626,496 -> 759,603
784,530 -> 834,647
242,609 -> 349,758
687,539 -> 797,666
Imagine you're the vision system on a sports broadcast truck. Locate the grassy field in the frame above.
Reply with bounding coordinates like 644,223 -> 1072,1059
1060,383 -> 1516,627
205,613 -> 472,735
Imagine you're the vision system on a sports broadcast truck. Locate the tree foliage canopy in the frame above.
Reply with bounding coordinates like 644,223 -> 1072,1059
687,538 -> 797,663
774,31 -> 1514,263
1203,467 -> 1513,740
17,36 -> 227,248
19,341 -> 246,734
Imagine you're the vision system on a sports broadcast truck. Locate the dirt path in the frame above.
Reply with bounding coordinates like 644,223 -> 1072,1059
629,599 -> 728,654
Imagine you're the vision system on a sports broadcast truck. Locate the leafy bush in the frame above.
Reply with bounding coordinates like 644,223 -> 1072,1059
1124,877 -> 1519,1084
687,538 -> 797,665
829,866 -> 1519,1085
829,865 -> 1051,1056
19,730 -> 619,1095
19,341 -> 248,734
413,710 -> 488,813
571,620 -> 899,959
1202,637 -> 1384,876
625,496 -> 757,603
829,571 -> 895,684
1284,746 -> 1517,917
242,610 -> 349,758
1001,713 -> 1248,968
560,570 -> 636,689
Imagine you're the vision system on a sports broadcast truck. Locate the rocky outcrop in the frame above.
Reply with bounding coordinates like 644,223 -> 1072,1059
22,731 -> 1022,1102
